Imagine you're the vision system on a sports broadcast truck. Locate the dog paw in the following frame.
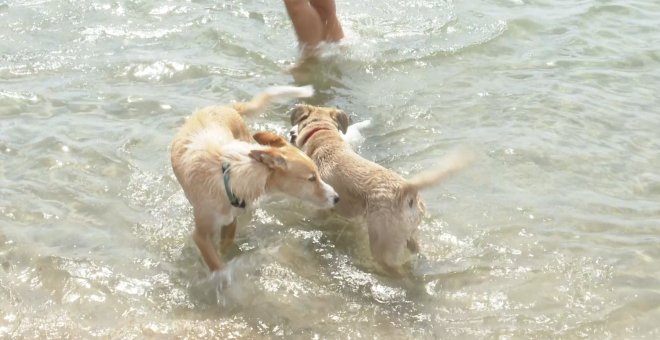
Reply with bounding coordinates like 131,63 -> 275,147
208,269 -> 233,290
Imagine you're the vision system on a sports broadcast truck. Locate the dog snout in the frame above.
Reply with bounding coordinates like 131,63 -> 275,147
322,181 -> 339,207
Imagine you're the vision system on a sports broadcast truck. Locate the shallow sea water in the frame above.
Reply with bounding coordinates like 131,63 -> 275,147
1,0 -> 659,338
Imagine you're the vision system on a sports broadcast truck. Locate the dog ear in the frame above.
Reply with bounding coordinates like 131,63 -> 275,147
253,132 -> 288,147
249,148 -> 287,170
289,104 -> 309,126
332,110 -> 349,134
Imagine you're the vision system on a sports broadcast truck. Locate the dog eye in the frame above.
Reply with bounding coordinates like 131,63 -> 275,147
308,175 -> 317,182
408,199 -> 414,208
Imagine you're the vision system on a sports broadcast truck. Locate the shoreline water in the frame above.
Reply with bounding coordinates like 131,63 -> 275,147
1,0 -> 659,338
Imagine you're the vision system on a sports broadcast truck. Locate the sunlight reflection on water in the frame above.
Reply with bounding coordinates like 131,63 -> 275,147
1,0 -> 659,338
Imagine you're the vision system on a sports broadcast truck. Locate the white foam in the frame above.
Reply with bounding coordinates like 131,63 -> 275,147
265,85 -> 314,103
342,119 -> 371,148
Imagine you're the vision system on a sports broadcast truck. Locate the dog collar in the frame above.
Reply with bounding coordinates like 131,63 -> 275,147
222,162 -> 246,209
300,127 -> 332,146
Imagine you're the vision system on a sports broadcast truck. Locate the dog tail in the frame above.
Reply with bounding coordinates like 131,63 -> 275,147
233,85 -> 314,116
406,147 -> 475,191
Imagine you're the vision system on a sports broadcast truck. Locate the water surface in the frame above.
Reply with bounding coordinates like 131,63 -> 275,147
1,0 -> 659,338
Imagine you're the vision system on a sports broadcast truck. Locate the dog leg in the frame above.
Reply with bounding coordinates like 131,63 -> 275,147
193,212 -> 223,271
220,219 -> 237,255
366,214 -> 408,276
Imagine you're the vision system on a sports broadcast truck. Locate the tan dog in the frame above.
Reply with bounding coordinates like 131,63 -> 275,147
290,104 -> 473,274
171,87 -> 339,275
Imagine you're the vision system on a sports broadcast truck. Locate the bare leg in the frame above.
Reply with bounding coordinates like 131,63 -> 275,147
284,0 -> 344,80
310,0 -> 344,41
283,0 -> 324,48
219,219 -> 237,255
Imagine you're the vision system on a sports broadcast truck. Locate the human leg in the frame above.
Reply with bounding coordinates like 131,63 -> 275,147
310,0 -> 344,41
283,0 -> 325,47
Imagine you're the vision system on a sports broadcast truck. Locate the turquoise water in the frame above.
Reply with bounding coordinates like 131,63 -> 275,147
1,0 -> 659,338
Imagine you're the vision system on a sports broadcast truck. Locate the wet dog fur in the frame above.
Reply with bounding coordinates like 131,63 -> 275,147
170,88 -> 339,274
289,104 -> 473,275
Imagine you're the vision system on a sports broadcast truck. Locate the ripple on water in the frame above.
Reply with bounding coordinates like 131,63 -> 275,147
122,166 -> 191,262
2,0 -> 659,337
120,61 -> 209,83
0,90 -> 40,104
338,0 -> 507,66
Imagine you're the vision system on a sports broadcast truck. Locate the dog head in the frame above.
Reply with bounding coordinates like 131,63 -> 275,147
289,104 -> 349,147
251,131 -> 339,209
